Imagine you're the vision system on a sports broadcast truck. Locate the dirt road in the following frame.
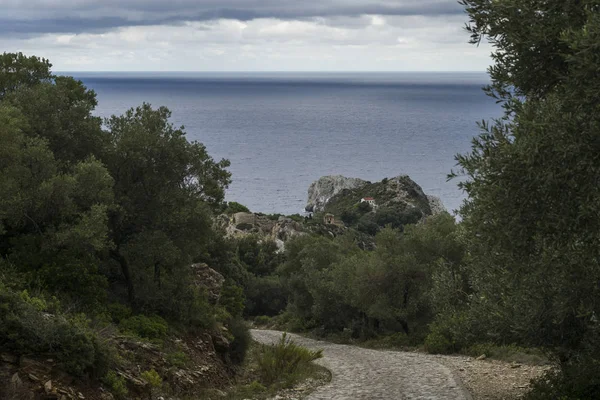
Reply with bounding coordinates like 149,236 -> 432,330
251,329 -> 472,400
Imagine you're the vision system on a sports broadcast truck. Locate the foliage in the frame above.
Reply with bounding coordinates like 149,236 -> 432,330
119,315 -> 169,340
256,333 -> 323,386
0,53 -> 53,99
103,370 -> 128,398
0,286 -> 112,377
105,103 -> 231,313
141,369 -> 162,388
0,51 -> 251,381
448,1 -> 600,396
220,281 -> 246,318
424,330 -> 454,355
228,317 -> 252,365
165,350 -> 190,368
244,275 -> 287,317
278,213 -> 465,340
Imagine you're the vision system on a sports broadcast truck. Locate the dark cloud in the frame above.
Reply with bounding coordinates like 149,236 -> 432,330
0,0 -> 464,36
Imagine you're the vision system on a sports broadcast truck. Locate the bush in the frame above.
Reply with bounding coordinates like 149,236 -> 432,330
525,360 -> 600,400
141,369 -> 162,388
256,333 -> 322,385
119,315 -> 168,340
220,282 -> 245,318
244,275 -> 287,317
103,370 -> 128,398
0,288 -> 110,377
424,331 -> 454,355
228,317 -> 251,364
108,303 -> 132,323
165,350 -> 190,368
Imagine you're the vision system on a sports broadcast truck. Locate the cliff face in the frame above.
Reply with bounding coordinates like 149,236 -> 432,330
305,175 -> 368,212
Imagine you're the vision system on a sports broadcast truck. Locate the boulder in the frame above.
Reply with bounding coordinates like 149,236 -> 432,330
190,264 -> 225,304
233,212 -> 256,228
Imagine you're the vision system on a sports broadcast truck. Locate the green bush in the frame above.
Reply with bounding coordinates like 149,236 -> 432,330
525,359 -> 600,400
141,369 -> 162,388
424,331 -> 454,355
165,350 -> 190,368
244,275 -> 287,317
256,333 -> 322,385
103,370 -> 128,398
108,303 -> 132,323
0,288 -> 110,377
119,315 -> 168,340
228,317 -> 251,364
220,282 -> 245,318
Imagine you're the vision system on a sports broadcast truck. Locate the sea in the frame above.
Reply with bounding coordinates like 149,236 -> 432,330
68,72 -> 502,215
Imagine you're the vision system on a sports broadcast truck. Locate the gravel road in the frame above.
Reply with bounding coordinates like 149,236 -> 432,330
251,329 -> 472,400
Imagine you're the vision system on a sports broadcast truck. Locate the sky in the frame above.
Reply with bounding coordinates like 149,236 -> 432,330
0,0 -> 493,72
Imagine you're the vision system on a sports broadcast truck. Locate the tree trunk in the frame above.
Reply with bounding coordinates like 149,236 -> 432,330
110,248 -> 135,306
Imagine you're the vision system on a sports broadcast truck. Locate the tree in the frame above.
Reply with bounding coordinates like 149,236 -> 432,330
0,53 -> 53,99
104,103 -> 231,309
0,104 -> 114,308
454,1 -> 600,396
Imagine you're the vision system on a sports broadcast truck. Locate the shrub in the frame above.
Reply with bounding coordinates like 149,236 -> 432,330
119,315 -> 168,340
141,369 -> 162,388
103,370 -> 128,398
256,333 -> 322,385
525,359 -> 600,400
220,282 -> 245,318
228,317 -> 251,364
165,350 -> 190,368
424,331 -> 454,355
108,303 -> 132,323
244,275 -> 287,317
0,288 -> 110,377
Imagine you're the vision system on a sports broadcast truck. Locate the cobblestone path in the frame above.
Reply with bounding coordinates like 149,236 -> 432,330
251,329 -> 472,400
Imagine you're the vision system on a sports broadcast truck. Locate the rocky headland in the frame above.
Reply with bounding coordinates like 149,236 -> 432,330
307,174 -> 446,217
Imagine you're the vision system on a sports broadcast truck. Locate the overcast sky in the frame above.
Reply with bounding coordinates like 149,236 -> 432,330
0,0 -> 492,72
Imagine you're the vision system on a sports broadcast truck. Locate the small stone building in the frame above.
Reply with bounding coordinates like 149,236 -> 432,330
324,213 -> 335,225
361,197 -> 376,206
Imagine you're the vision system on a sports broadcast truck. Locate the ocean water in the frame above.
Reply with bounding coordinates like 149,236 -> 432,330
70,72 -> 502,215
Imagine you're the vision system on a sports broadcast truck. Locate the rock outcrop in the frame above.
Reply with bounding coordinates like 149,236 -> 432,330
216,214 -> 307,252
427,195 -> 447,215
306,175 -> 368,212
310,175 -> 448,224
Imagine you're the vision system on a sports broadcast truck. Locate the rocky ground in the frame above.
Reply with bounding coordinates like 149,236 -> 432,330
434,355 -> 550,400
252,330 -> 549,400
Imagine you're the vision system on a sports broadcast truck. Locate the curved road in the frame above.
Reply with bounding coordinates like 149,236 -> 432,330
251,329 -> 471,400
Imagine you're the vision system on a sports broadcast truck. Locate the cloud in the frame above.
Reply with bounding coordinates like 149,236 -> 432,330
0,0 -> 464,36
0,1 -> 491,71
